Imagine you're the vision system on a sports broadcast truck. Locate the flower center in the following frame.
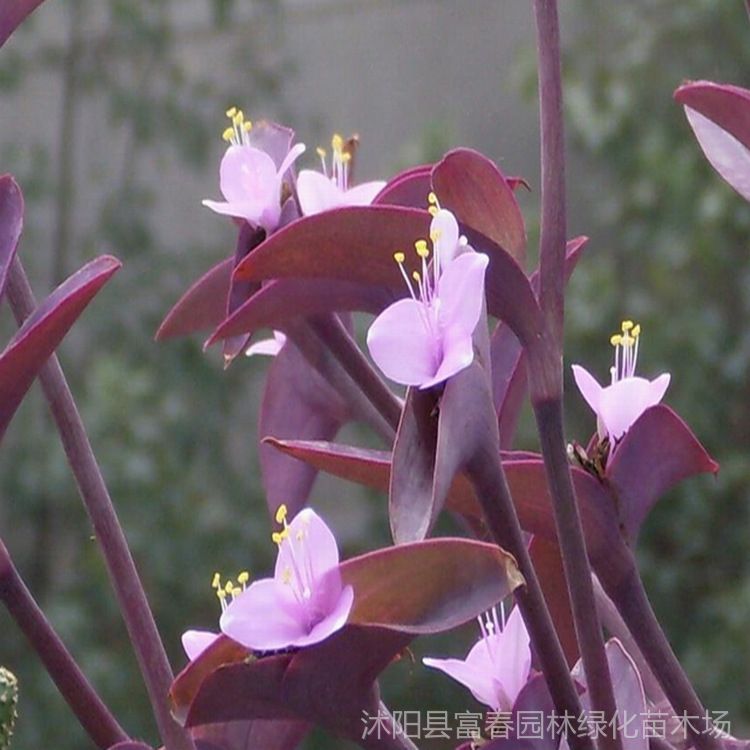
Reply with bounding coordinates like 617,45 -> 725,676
477,604 -> 505,669
609,319 -> 641,383
272,504 -> 315,606
221,107 -> 253,146
211,569 -> 250,614
315,133 -> 353,192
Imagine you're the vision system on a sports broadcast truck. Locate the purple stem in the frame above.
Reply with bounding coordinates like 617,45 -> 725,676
5,258 -> 196,750
0,538 -> 128,748
306,313 -> 402,433
532,399 -> 621,750
531,3 -> 621,748
533,0 -> 567,343
466,437 -> 593,750
600,555 -> 723,750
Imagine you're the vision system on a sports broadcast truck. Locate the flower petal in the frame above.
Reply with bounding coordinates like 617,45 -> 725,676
597,374 -> 670,440
181,629 -> 219,661
296,170 -> 344,216
342,180 -> 387,206
431,208 -> 461,265
220,578 -> 308,651
422,656 -> 499,709
436,251 -> 489,333
274,508 -> 342,585
419,323 -> 474,389
571,364 -> 603,415
492,606 -> 531,707
289,585 -> 354,648
366,298 -> 439,386
245,332 -> 286,358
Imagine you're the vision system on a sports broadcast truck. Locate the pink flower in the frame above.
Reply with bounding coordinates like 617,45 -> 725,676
572,320 -> 670,442
219,506 -> 354,651
296,134 -> 385,215
366,206 -> 489,389
202,109 -> 305,233
423,605 -> 531,712
245,330 -> 287,358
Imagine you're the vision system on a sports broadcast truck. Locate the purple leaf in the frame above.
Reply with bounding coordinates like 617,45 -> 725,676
0,175 -> 23,302
529,537 -> 578,667
192,719 -> 310,750
342,537 -> 523,633
0,256 -> 121,441
0,0 -> 46,47
373,164 -> 433,208
389,387 -> 440,543
605,405 -> 718,542
222,223 -> 266,363
155,257 -> 232,340
432,148 -> 527,265
675,81 -> 750,202
207,278 -> 394,344
258,337 -> 350,520
233,205 -> 432,285
107,744 -> 154,750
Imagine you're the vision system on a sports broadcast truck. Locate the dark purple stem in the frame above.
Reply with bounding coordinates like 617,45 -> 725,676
531,3 -> 620,748
532,398 -> 621,750
533,0 -> 566,342
307,313 -> 402,433
5,258 -> 196,750
466,441 -> 593,750
745,0 -> 750,25
0,538 -> 128,748
600,556 -> 722,750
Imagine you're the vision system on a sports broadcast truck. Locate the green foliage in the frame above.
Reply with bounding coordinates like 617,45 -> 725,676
0,668 -> 18,750
564,0 -> 750,728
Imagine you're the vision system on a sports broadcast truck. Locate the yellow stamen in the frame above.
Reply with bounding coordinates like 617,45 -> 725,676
428,205 -> 438,217
211,572 -> 221,589
224,581 -> 234,594
415,239 -> 429,258
610,334 -> 622,347
632,324 -> 641,338
412,271 -> 421,283
226,107 -> 237,118
222,127 -> 235,143
331,133 -> 344,153
428,192 -> 438,205
394,251 -> 406,264
275,504 -> 288,524
316,147 -> 326,158
237,571 -> 250,585
621,320 -> 634,332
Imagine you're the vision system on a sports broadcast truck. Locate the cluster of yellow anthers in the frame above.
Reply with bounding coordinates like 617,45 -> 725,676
211,569 -> 250,613
222,107 -> 253,146
316,133 -> 351,166
610,319 -> 641,381
271,503 -> 291,545
427,190 -> 440,218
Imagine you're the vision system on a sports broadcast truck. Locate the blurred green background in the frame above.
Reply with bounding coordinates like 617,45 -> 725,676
0,1 -> 748,748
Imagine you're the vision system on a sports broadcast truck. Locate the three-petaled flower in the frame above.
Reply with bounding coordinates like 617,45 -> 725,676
422,605 -> 531,712
572,320 -> 670,442
202,108 -> 306,233
297,134 -> 385,215
220,505 -> 354,651
366,201 -> 489,389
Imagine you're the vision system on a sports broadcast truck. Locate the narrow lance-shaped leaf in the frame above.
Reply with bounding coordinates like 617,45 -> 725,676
0,176 -> 23,303
675,81 -> 750,202
258,334 -> 350,521
605,404 -> 718,542
372,164 -> 433,208
155,257 -> 232,340
0,0 -> 47,48
0,256 -> 121,441
432,147 -> 527,265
